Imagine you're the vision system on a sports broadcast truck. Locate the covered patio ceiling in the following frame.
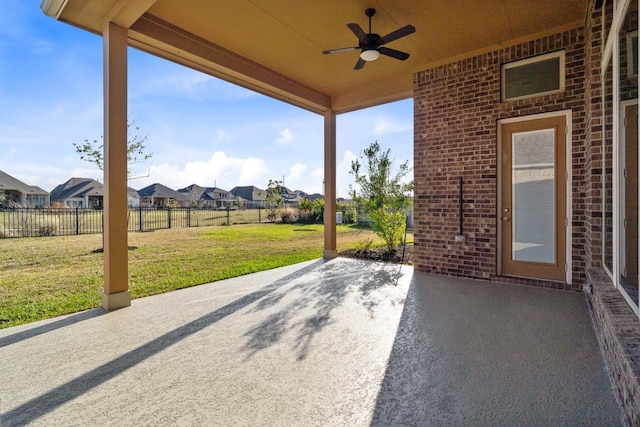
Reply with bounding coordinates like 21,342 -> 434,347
44,0 -> 588,114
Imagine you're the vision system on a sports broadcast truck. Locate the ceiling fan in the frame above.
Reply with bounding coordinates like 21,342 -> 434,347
322,8 -> 415,70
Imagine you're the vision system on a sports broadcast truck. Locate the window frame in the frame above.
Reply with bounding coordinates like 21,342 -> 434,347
601,0 -> 639,317
501,51 -> 566,102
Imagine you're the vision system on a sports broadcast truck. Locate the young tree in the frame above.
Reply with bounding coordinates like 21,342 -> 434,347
266,179 -> 285,221
350,141 -> 413,251
73,119 -> 153,179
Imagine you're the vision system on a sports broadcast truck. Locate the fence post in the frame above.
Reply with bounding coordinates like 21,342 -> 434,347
168,207 -> 172,229
139,206 -> 143,232
76,208 -> 80,235
258,207 -> 261,223
226,207 -> 230,225
188,207 -> 191,227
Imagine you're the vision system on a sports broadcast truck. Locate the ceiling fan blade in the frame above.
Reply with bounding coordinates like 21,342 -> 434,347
378,46 -> 410,61
347,23 -> 367,42
379,25 -> 416,45
354,57 -> 366,70
322,46 -> 360,55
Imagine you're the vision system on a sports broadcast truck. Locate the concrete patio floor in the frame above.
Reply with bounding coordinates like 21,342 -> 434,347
0,257 -> 623,426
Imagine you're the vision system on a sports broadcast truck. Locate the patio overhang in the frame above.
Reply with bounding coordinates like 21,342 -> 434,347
40,0 -> 590,310
42,0 -> 587,114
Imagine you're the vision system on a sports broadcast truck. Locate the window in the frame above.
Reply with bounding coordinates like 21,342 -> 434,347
502,51 -> 565,101
25,194 -> 45,208
602,0 -> 639,316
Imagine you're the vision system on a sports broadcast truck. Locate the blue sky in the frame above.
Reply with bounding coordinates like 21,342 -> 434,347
0,1 -> 413,197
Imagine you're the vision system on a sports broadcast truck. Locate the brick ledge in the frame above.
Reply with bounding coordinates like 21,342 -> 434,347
586,268 -> 640,426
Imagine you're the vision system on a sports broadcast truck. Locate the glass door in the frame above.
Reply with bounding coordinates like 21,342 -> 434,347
500,115 -> 567,282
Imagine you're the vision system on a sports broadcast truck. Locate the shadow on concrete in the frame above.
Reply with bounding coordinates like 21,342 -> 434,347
1,259 -> 326,426
241,259 -> 405,360
0,308 -> 105,348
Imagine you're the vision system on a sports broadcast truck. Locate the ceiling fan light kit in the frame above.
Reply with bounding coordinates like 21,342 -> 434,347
323,8 -> 415,70
360,49 -> 380,61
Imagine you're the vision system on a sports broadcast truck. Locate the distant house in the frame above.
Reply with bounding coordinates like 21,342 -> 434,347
293,189 -> 308,205
306,193 -> 323,201
50,177 -> 104,208
281,187 -> 307,207
127,188 -> 141,208
137,183 -> 188,208
178,184 -> 236,209
230,186 -> 267,208
0,170 -> 50,208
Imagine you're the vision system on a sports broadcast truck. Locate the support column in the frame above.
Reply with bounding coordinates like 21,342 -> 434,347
102,22 -> 130,310
323,110 -> 337,259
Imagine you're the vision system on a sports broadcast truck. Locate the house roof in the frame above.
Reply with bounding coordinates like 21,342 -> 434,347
0,170 -> 49,195
178,184 -> 207,199
50,177 -> 102,201
44,1 -> 589,114
230,186 -> 267,201
179,184 -> 235,201
127,187 -> 140,199
138,183 -> 186,199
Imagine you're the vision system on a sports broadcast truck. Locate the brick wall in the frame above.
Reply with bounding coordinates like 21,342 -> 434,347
587,268 -> 640,426
584,3 -> 604,270
583,2 -> 640,424
413,28 -> 586,290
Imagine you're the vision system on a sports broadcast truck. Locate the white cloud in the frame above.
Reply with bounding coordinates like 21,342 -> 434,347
284,162 -> 322,193
133,151 -> 269,191
287,163 -> 307,181
238,157 -> 269,185
275,128 -> 294,146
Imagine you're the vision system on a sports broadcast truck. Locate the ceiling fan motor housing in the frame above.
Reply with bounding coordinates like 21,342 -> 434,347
361,33 -> 381,50
322,7 -> 415,69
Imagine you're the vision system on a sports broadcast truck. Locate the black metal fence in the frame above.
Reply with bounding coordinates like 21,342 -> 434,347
0,207 -> 271,238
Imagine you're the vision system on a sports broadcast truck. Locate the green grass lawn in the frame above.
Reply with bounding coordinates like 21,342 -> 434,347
0,223 -> 409,329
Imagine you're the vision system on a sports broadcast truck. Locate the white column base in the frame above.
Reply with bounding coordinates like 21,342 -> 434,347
323,249 -> 338,259
102,290 -> 131,311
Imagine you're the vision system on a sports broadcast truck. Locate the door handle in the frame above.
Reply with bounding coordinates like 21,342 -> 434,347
503,216 -> 510,221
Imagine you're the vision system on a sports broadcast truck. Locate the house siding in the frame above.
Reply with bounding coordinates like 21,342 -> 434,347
414,28 -> 586,290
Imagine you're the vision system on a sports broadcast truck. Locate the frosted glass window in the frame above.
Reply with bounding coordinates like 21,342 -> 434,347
503,52 -> 564,101
512,129 -> 555,263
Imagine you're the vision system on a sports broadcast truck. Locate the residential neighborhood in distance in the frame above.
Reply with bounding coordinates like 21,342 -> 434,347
0,170 -> 324,209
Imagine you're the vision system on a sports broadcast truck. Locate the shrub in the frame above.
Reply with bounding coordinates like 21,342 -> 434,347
280,208 -> 298,224
355,238 -> 374,252
341,209 -> 357,224
297,211 -> 316,224
36,219 -> 57,237
350,141 -> 413,251
370,210 -> 405,251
